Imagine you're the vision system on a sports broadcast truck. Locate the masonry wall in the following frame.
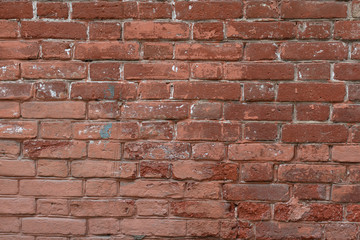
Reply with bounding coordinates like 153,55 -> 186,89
1,0 -> 360,239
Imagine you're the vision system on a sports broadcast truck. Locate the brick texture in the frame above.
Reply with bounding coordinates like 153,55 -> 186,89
0,1 -> 358,239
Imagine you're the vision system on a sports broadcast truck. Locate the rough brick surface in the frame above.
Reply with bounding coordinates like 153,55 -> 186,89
0,1 -> 358,239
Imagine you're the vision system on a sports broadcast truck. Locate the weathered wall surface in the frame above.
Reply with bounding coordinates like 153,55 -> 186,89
0,0 -> 360,239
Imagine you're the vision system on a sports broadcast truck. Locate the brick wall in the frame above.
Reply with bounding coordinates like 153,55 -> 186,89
0,0 -> 359,239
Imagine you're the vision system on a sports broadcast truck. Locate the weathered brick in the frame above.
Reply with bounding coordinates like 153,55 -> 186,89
333,104 -> 360,123
0,61 -> 20,80
20,180 -> 82,197
256,222 -> 322,240
120,180 -> 185,198
71,82 -> 137,100
227,22 -> 295,39
0,121 -> 37,139
37,198 -> 69,215
0,41 -> 39,60
296,104 -> 330,121
22,62 -> 86,79
70,200 -> 135,217
245,0 -> 279,18
124,62 -> 189,80
0,141 -> 20,159
37,2 -> 68,19
143,42 -> 173,60
0,198 -> 35,215
192,142 -> 225,161
0,102 -> 19,118
22,218 -> 86,235
228,144 -> 294,161
225,63 -> 294,80
223,184 -> 290,201
22,102 -> 85,119
41,41 -> 72,60
37,160 -> 68,177
120,219 -> 186,237
193,22 -> 223,41
332,145 -> 360,162
72,122 -> 138,140
335,21 -> 360,40
124,22 -> 189,40
0,1 -> 33,19
139,2 -> 172,19
21,21 -> 86,39
297,21 -> 331,39
175,43 -> 243,60
75,42 -> 139,60
122,102 -> 188,120
0,20 -> 19,38
89,22 -> 121,40
0,160 -> 35,177
72,2 -> 137,19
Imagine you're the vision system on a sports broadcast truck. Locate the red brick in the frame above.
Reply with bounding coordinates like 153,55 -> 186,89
244,42 -> 277,61
352,125 -> 360,142
40,121 -> 71,139
0,198 -> 35,215
227,21 -> 295,39
349,166 -> 360,183
296,144 -> 329,161
332,145 -> 360,162
256,222 -> 322,240
120,180 -> 185,198
175,1 -> 242,20
335,21 -> 360,40
346,204 -> 360,221
223,184 -> 290,201
22,102 -> 85,119
0,1 -> 33,19
241,163 -> 273,182
177,121 -> 240,141
0,83 -> 32,100
193,22 -> 223,40
37,2 -> 68,19
351,43 -> 360,59
0,41 -> 39,60
191,102 -> 222,120
173,161 -> 237,181
245,0 -> 279,18
0,160 -> 35,177
88,101 -> 121,119
140,121 -> 173,140
0,61 -> 20,80
296,104 -> 330,121
139,81 -> 170,99
237,202 -> 271,220
353,0 -> 360,18
71,160 -> 136,179
22,218 -> 86,235
244,82 -> 275,101
0,20 -> 19,38
88,141 -> 121,160
124,142 -> 190,160
0,141 -> 20,159
335,63 -> 360,81
86,179 -> 117,197
136,200 -> 168,216
38,160 -> 67,177
22,21 -> 86,39
187,220 -> 219,237
71,199 -> 135,217
120,219 -> 186,237
75,42 -> 139,60
280,42 -> 347,60
228,144 -> 294,161
139,2 -> 172,19
23,140 -> 86,159
224,103 -> 293,121
325,223 -> 358,240
278,164 -> 346,183
122,102 -> 188,120
185,182 -> 221,200
35,81 -> 68,100
89,218 -> 119,235
0,217 -> 20,233
225,63 -> 294,80
90,62 -> 120,81
0,179 -> 18,195
0,121 -> 37,139
191,62 -> 223,80
333,185 -> 360,202
175,43 -> 242,60
72,2 -> 137,19
71,82 -> 137,100
282,124 -> 348,143
143,42 -> 173,60
281,0 -> 347,19
22,62 -> 86,79
0,236 -> 34,240
170,200 -> 233,219
124,62 -> 189,80
275,202 -> 342,222
244,122 -> 278,141
173,81 -> 241,100
140,161 -> 170,179
20,180 -> 82,197
220,220 -> 255,240
297,21 -> 331,39
192,143 -> 225,161
73,122 -> 138,140
277,83 -> 346,102
333,104 -> 360,123
297,62 -> 330,80
293,184 -> 328,200
0,102 -> 19,118
41,41 -> 72,60
89,22 -> 121,40
124,22 -> 189,40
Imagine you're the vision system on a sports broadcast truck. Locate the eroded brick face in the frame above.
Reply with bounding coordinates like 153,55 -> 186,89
0,1 -> 359,239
